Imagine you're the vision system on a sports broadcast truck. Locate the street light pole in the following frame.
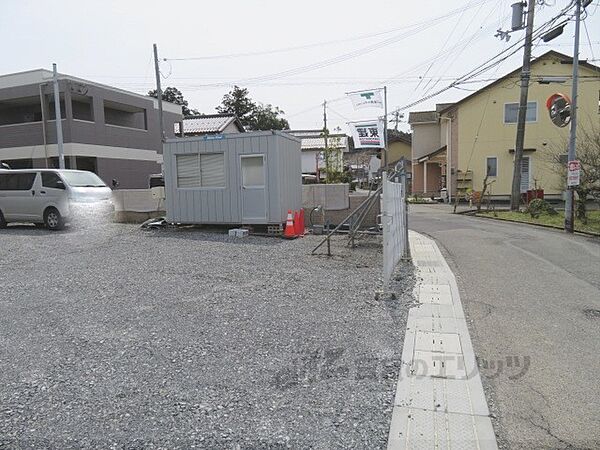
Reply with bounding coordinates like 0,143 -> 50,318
564,0 -> 582,233
52,63 -> 65,170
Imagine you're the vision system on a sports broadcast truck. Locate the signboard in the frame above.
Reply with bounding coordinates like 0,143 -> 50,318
349,119 -> 385,148
546,93 -> 571,128
567,160 -> 580,187
347,89 -> 384,110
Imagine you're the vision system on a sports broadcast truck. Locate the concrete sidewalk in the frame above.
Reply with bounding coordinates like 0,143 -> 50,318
387,231 -> 497,449
408,204 -> 600,449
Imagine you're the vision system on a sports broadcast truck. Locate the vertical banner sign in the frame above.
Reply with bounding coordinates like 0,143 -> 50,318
349,120 -> 385,148
347,89 -> 384,110
567,160 -> 580,187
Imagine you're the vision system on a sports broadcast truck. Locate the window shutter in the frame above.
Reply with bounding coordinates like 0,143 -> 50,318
200,154 -> 225,187
176,154 -> 200,188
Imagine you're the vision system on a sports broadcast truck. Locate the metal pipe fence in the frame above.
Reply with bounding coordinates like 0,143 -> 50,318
382,171 -> 409,288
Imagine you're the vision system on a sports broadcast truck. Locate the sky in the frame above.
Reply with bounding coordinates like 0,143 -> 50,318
2,0 -> 599,133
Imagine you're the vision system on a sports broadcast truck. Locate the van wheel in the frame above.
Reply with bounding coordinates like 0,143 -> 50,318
0,211 -> 6,229
44,208 -> 64,231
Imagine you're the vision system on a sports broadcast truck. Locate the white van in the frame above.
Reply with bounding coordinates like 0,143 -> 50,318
0,169 -> 112,230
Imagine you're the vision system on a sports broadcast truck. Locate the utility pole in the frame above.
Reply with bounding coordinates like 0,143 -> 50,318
391,110 -> 402,131
510,0 -> 536,211
153,43 -> 165,142
52,63 -> 65,169
565,0 -> 582,233
383,86 -> 388,167
323,100 -> 329,183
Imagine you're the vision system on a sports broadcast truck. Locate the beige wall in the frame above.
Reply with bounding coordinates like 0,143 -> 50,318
411,122 -> 441,160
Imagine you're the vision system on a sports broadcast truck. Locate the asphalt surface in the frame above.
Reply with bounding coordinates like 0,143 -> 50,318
0,221 -> 414,449
408,204 -> 600,450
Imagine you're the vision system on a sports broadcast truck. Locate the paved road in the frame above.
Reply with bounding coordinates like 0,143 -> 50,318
408,204 -> 600,450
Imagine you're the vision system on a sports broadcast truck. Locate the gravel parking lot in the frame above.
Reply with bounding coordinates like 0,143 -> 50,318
0,221 -> 414,449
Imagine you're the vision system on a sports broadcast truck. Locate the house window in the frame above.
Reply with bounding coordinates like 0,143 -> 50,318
176,153 -> 225,188
486,157 -> 498,177
504,102 -> 537,123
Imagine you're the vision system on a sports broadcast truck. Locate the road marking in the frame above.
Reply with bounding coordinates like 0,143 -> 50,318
387,231 -> 498,449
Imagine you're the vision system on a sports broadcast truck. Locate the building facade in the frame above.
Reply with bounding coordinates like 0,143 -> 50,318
287,130 -> 349,178
0,69 -> 182,188
410,51 -> 600,201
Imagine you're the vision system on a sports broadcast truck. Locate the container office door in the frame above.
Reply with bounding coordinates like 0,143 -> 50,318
241,155 -> 267,222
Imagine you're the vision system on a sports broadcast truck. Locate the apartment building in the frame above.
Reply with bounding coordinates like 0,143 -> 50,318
0,69 -> 182,188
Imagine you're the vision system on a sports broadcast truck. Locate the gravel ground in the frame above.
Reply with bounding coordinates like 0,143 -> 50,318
0,221 -> 414,449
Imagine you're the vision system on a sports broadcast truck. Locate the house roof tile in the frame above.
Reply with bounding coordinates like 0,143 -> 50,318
288,130 -> 349,150
175,114 -> 244,134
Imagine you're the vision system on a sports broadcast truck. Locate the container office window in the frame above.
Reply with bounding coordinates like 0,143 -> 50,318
504,102 -> 537,123
72,95 -> 94,121
200,154 -> 225,187
0,97 -> 43,125
241,156 -> 265,187
176,153 -> 225,188
103,100 -> 147,130
486,157 -> 498,177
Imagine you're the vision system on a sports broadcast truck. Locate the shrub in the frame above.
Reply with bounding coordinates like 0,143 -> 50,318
526,198 -> 558,218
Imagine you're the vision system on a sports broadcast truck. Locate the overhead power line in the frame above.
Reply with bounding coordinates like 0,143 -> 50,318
392,0 -> 580,113
162,0 -> 495,89
164,0 -> 494,62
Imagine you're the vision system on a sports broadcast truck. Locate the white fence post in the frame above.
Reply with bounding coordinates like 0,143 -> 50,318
382,171 -> 408,289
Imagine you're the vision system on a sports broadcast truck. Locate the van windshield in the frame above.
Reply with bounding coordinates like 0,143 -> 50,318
60,172 -> 107,188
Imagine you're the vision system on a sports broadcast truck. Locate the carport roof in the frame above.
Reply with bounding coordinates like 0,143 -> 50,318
417,145 -> 447,163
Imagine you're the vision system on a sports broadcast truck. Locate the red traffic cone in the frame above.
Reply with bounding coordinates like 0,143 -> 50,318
299,209 -> 305,236
283,210 -> 297,239
294,210 -> 302,236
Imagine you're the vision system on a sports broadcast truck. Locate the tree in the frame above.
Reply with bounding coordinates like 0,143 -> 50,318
216,86 -> 289,131
249,104 -> 289,131
148,87 -> 201,118
547,123 -> 600,223
216,86 -> 255,126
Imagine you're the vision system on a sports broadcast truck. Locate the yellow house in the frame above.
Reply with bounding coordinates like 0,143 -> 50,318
443,50 -> 600,200
387,130 -> 412,170
411,51 -> 600,200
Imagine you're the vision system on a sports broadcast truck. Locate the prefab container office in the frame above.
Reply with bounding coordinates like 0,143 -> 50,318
163,131 -> 301,225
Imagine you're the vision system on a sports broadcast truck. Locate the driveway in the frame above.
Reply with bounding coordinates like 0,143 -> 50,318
408,204 -> 600,449
0,222 -> 413,449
